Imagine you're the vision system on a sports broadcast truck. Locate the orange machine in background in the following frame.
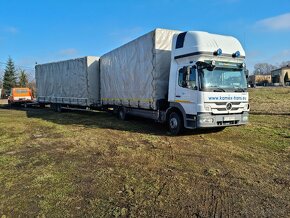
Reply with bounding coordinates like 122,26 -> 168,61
8,88 -> 34,105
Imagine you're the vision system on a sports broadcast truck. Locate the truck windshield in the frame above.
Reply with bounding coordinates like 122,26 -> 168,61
15,89 -> 28,94
198,66 -> 247,92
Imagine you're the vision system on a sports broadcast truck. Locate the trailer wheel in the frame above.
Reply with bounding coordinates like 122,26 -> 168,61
56,104 -> 62,112
52,103 -> 62,112
118,107 -> 127,120
168,112 -> 183,135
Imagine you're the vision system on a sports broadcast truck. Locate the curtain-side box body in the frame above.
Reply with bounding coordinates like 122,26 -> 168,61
100,28 -> 180,110
35,56 -> 100,106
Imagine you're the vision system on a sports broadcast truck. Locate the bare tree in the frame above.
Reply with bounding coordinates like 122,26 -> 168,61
279,61 -> 290,68
253,63 -> 277,75
27,79 -> 36,97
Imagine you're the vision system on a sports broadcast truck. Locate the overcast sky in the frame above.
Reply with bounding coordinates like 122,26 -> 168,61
1,0 -> 290,77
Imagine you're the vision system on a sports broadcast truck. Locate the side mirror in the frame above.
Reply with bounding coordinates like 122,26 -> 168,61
206,65 -> 215,71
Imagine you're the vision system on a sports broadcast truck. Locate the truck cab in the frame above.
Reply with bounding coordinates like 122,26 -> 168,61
8,88 -> 34,105
167,31 -> 249,134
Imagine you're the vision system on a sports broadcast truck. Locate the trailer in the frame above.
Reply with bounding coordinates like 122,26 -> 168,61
35,56 -> 100,111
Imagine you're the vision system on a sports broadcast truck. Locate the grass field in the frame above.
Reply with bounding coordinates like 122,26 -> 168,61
0,87 -> 289,217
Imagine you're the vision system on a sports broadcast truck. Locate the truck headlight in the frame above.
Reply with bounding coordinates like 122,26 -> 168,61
199,117 -> 214,123
242,115 -> 249,122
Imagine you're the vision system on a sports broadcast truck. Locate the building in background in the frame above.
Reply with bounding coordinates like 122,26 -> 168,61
271,66 -> 290,86
248,74 -> 272,87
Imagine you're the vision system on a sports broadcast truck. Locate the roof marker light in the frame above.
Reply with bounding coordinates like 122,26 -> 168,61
214,48 -> 222,56
232,51 -> 240,58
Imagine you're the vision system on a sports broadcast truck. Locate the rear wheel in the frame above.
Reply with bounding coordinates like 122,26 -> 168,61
168,112 -> 183,135
118,107 -> 127,120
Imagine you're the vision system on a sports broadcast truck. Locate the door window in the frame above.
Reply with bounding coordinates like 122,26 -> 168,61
178,66 -> 197,90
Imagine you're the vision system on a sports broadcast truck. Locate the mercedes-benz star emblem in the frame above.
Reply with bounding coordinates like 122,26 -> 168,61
226,102 -> 232,111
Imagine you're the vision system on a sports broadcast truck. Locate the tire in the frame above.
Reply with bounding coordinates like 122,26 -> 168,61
118,107 -> 127,120
168,112 -> 183,135
56,104 -> 62,112
52,103 -> 62,112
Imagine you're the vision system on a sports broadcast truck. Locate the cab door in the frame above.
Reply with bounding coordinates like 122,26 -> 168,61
174,65 -> 198,114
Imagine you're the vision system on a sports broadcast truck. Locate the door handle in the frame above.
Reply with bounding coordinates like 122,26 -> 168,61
176,95 -> 181,98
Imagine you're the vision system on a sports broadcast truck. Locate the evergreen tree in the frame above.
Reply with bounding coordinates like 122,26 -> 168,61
2,57 -> 17,93
18,69 -> 28,87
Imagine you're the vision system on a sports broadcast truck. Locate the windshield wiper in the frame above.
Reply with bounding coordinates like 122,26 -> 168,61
206,86 -> 226,92
234,87 -> 245,92
213,88 -> 225,92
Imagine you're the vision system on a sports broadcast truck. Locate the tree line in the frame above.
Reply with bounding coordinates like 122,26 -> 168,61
0,57 -> 35,97
253,61 -> 290,75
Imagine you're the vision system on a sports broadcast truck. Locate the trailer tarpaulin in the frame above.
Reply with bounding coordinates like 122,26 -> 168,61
35,56 -> 100,106
100,28 -> 180,109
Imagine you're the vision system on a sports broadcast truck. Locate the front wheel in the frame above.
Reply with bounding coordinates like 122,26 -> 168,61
168,112 -> 183,135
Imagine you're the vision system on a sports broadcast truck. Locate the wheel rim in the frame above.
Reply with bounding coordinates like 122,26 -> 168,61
169,117 -> 178,129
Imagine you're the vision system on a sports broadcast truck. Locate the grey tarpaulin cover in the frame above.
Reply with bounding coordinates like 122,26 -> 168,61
35,56 -> 100,106
100,28 -> 180,110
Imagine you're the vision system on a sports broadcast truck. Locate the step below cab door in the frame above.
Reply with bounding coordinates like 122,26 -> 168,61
174,65 -> 198,114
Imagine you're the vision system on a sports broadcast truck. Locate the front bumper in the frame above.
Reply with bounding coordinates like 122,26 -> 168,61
197,112 -> 249,128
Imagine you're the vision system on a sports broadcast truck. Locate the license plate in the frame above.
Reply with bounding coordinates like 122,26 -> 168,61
224,116 -> 235,121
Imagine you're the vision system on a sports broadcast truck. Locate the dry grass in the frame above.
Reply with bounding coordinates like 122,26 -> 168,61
249,87 -> 290,115
0,87 -> 289,217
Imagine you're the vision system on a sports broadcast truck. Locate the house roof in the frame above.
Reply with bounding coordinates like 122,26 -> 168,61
271,65 -> 290,72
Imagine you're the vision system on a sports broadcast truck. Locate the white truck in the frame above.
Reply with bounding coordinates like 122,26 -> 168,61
36,28 -> 249,135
